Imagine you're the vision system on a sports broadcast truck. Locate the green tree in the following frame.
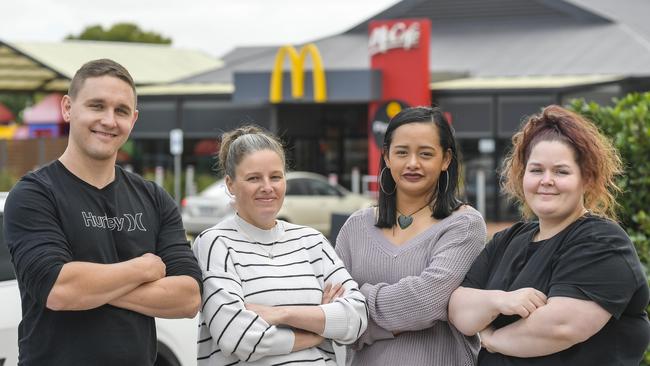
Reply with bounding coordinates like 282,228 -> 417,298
0,93 -> 31,123
569,93 -> 650,364
66,22 -> 172,44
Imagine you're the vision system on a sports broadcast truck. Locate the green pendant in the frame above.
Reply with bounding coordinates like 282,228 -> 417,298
397,215 -> 413,229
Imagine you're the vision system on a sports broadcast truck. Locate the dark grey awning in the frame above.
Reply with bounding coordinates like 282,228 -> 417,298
233,70 -> 382,103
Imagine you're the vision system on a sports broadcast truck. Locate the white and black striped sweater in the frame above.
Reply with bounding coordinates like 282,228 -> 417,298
193,214 -> 368,366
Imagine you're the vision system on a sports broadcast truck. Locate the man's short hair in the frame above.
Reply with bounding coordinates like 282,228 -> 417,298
68,58 -> 137,106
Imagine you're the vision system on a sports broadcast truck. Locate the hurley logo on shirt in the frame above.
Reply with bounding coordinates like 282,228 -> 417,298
81,211 -> 147,232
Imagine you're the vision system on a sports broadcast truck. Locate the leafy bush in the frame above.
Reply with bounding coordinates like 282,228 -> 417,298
0,170 -> 17,191
141,170 -> 218,199
569,94 -> 650,267
569,93 -> 650,364
196,173 -> 218,193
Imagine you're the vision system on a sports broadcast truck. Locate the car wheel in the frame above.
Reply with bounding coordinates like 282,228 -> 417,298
155,342 -> 181,366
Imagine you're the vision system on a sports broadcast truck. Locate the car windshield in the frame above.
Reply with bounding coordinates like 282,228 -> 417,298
0,191 -> 7,210
197,174 -> 351,197
200,181 -> 227,197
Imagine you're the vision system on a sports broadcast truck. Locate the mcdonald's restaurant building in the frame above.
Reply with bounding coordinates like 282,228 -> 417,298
132,0 -> 650,222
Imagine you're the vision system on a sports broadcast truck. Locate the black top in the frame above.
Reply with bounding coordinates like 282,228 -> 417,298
3,160 -> 203,366
462,215 -> 650,366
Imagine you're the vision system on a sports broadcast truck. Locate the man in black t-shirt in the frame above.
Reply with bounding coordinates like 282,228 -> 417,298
3,59 -> 202,366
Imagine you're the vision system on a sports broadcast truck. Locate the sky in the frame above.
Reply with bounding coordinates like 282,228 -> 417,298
0,0 -> 401,58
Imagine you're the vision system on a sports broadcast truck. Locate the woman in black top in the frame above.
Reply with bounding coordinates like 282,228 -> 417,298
448,105 -> 650,365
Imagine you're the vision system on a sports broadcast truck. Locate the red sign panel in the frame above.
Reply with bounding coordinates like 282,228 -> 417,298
367,18 -> 432,182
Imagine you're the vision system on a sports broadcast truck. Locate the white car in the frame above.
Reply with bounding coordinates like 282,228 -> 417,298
0,192 -> 197,366
182,171 -> 375,237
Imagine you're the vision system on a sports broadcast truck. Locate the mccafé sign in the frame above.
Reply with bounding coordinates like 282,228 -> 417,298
368,22 -> 421,56
269,43 -> 327,103
367,18 -> 431,181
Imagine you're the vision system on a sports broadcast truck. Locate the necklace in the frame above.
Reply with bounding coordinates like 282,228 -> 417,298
235,218 -> 283,259
396,203 -> 430,229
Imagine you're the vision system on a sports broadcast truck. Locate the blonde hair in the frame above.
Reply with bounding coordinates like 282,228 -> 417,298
217,125 -> 285,178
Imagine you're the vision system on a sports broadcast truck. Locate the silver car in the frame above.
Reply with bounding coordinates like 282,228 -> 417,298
181,171 -> 375,237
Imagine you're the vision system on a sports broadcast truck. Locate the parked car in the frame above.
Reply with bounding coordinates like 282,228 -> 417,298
182,171 -> 375,237
0,192 -> 7,211
0,192 -> 197,366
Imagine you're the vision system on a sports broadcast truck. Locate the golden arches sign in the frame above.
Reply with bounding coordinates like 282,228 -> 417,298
269,44 -> 327,103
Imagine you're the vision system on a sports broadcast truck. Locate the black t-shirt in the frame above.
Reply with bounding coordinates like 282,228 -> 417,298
462,215 -> 650,366
3,160 -> 203,366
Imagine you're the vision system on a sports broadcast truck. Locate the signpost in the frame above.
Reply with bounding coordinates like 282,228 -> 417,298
170,129 -> 183,207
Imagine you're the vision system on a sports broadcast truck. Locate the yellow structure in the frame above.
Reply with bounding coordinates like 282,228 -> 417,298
269,44 -> 327,103
0,124 -> 17,139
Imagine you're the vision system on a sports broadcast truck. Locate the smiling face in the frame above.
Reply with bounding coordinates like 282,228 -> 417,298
226,149 -> 286,229
62,75 -> 138,163
523,140 -> 586,224
384,122 -> 451,201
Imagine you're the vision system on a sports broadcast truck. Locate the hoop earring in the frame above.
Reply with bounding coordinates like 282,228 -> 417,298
440,170 -> 449,195
379,167 -> 396,195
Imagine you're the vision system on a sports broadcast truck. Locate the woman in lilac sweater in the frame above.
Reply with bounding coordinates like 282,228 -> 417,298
335,106 -> 487,365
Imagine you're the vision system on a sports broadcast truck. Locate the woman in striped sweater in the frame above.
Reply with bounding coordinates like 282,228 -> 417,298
193,125 -> 368,366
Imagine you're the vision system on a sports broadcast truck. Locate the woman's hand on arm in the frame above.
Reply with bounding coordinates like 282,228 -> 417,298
292,330 -> 325,352
496,287 -> 548,317
321,282 -> 345,304
245,280 -> 352,333
449,286 -> 547,336
479,326 -> 496,353
244,282 -> 344,346
479,296 -> 611,357
245,303 -> 326,335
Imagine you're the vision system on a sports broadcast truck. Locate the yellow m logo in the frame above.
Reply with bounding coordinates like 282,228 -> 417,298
269,44 -> 327,103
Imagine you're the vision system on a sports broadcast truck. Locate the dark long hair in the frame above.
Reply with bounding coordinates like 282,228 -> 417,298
376,106 -> 463,228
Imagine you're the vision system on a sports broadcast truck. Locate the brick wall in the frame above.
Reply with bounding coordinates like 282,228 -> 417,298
0,138 -> 68,178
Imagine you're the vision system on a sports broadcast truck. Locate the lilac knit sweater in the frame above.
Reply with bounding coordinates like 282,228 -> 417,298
335,206 -> 487,366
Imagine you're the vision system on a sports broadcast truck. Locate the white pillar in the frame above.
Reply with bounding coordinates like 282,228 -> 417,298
351,167 -> 360,194
185,165 -> 196,197
155,166 -> 164,187
476,169 -> 486,218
